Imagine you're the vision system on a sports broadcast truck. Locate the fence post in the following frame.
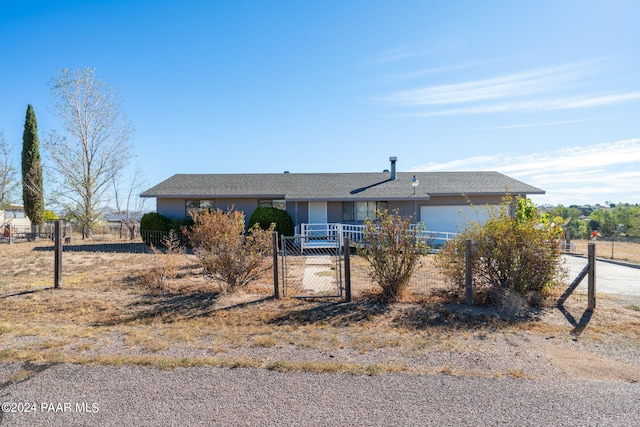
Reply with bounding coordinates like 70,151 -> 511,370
54,220 -> 63,288
343,237 -> 351,302
564,228 -> 571,252
587,242 -> 596,311
272,232 -> 280,299
465,238 -> 472,306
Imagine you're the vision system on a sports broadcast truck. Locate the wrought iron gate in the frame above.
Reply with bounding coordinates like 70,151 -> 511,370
280,234 -> 343,298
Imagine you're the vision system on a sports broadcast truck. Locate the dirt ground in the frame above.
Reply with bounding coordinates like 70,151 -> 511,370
0,240 -> 638,382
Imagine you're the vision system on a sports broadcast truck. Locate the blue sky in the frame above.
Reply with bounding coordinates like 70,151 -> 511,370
1,0 -> 639,206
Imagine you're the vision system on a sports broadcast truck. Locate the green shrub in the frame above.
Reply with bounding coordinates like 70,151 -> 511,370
436,197 -> 564,307
140,212 -> 169,232
168,217 -> 193,233
248,207 -> 294,237
140,212 -> 169,246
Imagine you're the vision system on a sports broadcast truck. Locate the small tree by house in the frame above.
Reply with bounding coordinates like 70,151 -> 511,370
358,209 -> 429,302
248,206 -> 294,237
184,208 -> 274,293
112,169 -> 147,240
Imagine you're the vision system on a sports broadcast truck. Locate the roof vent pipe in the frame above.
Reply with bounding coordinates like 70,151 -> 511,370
389,157 -> 397,180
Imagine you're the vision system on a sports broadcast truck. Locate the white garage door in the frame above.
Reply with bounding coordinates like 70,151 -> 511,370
420,205 -> 497,233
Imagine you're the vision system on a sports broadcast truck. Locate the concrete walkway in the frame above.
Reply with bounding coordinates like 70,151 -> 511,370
301,256 -> 338,294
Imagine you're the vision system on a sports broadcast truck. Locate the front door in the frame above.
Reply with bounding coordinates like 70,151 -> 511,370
308,201 -> 328,224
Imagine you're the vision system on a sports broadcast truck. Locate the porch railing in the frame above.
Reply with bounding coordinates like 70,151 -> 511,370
294,223 -> 457,250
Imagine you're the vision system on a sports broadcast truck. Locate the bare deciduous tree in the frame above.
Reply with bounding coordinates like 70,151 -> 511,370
0,131 -> 20,208
46,68 -> 134,238
112,168 -> 147,240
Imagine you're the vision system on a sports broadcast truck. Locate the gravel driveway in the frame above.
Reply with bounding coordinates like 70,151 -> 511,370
1,362 -> 639,426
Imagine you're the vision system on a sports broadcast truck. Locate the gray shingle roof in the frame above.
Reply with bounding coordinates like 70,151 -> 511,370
140,171 -> 544,201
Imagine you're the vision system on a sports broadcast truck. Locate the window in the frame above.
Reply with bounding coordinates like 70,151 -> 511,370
258,199 -> 286,210
185,200 -> 215,216
5,209 -> 26,219
342,201 -> 387,222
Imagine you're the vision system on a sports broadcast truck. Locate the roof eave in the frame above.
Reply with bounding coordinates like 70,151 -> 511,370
140,194 -> 287,199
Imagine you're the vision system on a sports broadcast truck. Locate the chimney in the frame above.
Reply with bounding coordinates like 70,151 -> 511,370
389,156 -> 397,180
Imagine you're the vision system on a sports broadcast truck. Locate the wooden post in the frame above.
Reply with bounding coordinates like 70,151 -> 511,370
343,237 -> 351,302
272,231 -> 280,299
54,220 -> 63,288
465,238 -> 473,306
587,242 -> 596,311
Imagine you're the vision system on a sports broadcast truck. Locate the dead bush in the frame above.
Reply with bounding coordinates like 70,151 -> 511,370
138,230 -> 185,292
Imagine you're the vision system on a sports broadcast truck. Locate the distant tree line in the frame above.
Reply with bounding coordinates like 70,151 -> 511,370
544,204 -> 640,239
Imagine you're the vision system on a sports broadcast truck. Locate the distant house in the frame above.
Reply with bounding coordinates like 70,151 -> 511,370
0,205 -> 32,230
140,157 -> 544,236
1,205 -> 32,241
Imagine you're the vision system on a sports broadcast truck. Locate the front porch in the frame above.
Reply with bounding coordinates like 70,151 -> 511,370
294,223 -> 457,252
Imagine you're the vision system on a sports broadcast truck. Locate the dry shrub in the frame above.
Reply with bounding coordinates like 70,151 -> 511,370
358,210 -> 428,302
437,197 -> 564,306
184,208 -> 274,293
138,230 -> 185,292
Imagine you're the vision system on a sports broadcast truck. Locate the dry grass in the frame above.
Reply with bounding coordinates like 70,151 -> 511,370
350,254 -> 449,302
1,239 -> 639,380
572,239 -> 640,264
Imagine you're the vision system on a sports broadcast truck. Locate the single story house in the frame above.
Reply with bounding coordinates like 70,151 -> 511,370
140,157 -> 544,237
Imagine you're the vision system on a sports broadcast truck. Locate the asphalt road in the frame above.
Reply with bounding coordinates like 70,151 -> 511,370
593,259 -> 640,296
563,255 -> 640,297
1,363 -> 639,426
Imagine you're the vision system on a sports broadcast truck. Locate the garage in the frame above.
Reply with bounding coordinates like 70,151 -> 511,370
420,205 -> 498,233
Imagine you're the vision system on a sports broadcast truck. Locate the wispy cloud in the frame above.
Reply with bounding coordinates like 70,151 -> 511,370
378,61 -> 598,105
411,138 -> 640,204
473,119 -> 588,130
386,92 -> 640,117
368,41 -> 464,65
374,58 -> 640,117
372,47 -> 421,64
378,61 -> 494,84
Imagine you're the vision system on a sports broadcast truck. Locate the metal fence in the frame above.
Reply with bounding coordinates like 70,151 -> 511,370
3,227 -> 632,305
349,254 -> 448,300
1,222 -> 73,243
279,235 -> 343,298
571,237 -> 640,264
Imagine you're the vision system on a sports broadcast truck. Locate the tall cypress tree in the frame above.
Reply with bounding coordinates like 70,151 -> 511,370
22,104 -> 44,227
